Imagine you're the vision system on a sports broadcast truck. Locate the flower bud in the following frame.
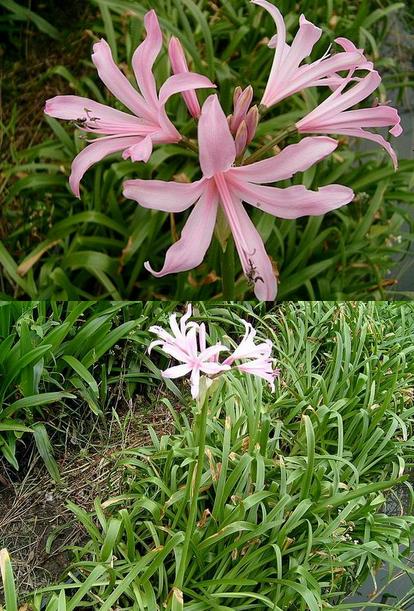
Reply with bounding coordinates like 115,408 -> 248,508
235,120 -> 248,157
245,105 -> 259,143
231,86 -> 254,134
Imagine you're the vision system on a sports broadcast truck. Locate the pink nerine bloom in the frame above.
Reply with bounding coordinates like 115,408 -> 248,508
44,10 -> 215,197
124,94 -> 354,300
296,70 -> 402,169
149,307 -> 279,397
149,305 -> 229,399
252,0 -> 366,108
224,321 -> 279,391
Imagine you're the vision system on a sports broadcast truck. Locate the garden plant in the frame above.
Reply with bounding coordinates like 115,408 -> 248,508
1,0 -> 414,609
1,301 -> 414,609
1,0 -> 413,299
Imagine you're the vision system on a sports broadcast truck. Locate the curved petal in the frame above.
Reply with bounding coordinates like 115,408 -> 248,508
279,14 -> 321,78
123,177 -> 207,212
92,39 -> 154,121
158,72 -> 216,106
232,182 -> 354,219
122,134 -> 153,162
44,95 -> 152,134
162,364 -> 192,379
144,181 -> 218,277
229,137 -> 338,184
313,107 -> 402,132
335,37 -> 374,71
222,193 -> 277,301
168,36 -> 201,117
198,95 -> 236,178
330,127 -> 399,169
131,10 -> 162,108
69,136 -> 141,197
297,71 -> 381,127
252,0 -> 286,91
262,51 -> 364,107
200,362 -> 230,375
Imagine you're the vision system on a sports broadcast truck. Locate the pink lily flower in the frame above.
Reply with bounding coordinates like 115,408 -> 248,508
149,307 -> 279,397
124,94 -> 354,300
44,10 -> 215,197
296,70 -> 402,169
149,305 -> 229,399
252,0 -> 366,108
224,321 -> 279,391
168,37 -> 201,118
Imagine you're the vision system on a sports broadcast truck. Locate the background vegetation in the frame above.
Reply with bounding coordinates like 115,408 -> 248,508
1,300 -> 414,609
1,0 -> 413,300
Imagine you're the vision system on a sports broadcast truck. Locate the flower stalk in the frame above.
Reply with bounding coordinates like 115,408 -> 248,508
172,378 -> 210,602
243,124 -> 297,165
221,237 -> 235,300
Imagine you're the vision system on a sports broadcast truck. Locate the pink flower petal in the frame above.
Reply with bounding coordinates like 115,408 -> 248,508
123,177 -> 206,212
225,196 -> 277,301
252,0 -> 286,89
198,95 -> 236,178
335,37 -> 374,71
315,107 -> 402,131
232,182 -> 354,219
329,127 -> 399,169
122,134 -> 153,162
162,364 -> 193,379
190,368 -> 201,398
44,95 -> 151,134
168,37 -> 202,118
297,71 -> 382,127
144,181 -> 218,277
278,14 -> 322,78
200,362 -> 230,375
69,136 -> 141,197
131,10 -> 162,108
229,136 -> 338,184
158,73 -> 216,106
92,39 -> 154,122
236,361 -> 277,390
199,344 -> 228,361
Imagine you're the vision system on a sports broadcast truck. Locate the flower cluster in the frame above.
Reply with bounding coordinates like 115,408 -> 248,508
45,1 -> 401,300
149,305 -> 278,398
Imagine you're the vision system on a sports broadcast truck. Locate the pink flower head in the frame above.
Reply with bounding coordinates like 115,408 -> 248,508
252,0 -> 367,108
149,307 -> 279,397
168,37 -> 201,118
124,94 -> 354,300
44,10 -> 215,197
149,304 -> 230,399
296,70 -> 402,169
224,321 -> 279,391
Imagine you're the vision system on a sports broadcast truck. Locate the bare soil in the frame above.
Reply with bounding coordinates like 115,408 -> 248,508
0,395 -> 175,602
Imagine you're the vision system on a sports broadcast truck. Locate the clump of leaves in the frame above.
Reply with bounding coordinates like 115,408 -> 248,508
29,301 -> 414,610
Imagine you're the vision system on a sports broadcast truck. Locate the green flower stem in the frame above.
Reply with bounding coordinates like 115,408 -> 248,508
180,136 -> 199,154
173,384 -> 210,597
221,237 -> 235,300
243,124 -> 297,165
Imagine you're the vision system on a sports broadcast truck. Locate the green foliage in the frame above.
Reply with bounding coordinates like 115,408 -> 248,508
28,301 -> 414,610
0,300 -> 183,471
1,0 -> 413,299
